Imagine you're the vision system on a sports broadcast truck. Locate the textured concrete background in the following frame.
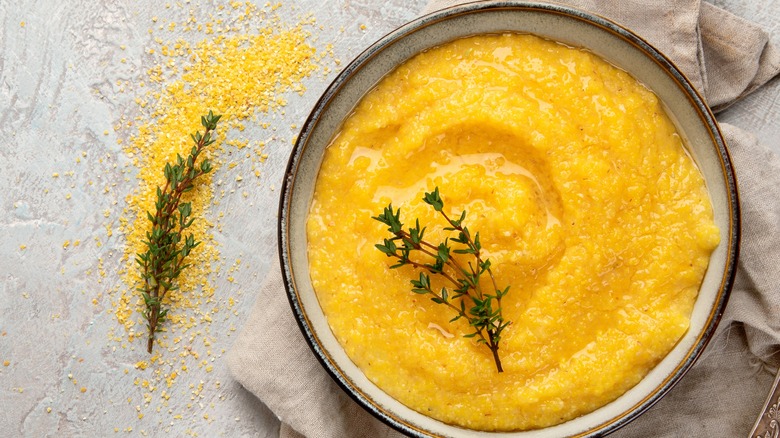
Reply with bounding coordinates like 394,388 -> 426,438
0,1 -> 426,436
0,0 -> 777,437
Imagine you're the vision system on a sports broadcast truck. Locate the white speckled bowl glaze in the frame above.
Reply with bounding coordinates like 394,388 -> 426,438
279,2 -> 739,437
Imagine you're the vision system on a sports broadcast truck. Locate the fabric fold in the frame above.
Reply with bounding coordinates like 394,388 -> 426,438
700,3 -> 780,110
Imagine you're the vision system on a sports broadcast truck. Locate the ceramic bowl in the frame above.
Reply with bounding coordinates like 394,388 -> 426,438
279,2 -> 739,436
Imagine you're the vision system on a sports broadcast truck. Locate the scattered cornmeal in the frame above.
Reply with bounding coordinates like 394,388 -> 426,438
307,34 -> 720,431
116,4 -> 319,350
107,0 -> 324,424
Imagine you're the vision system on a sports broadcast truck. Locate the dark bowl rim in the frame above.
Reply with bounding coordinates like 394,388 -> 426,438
278,1 -> 740,437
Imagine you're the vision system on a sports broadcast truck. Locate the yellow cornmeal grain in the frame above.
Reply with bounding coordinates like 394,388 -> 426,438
307,34 -> 720,431
108,1 -> 323,426
117,6 -> 318,344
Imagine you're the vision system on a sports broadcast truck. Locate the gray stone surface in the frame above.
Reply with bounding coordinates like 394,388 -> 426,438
0,0 -> 425,436
0,0 -> 776,437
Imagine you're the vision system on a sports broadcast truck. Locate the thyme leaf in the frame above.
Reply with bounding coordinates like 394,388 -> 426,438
136,111 -> 221,354
373,187 -> 511,372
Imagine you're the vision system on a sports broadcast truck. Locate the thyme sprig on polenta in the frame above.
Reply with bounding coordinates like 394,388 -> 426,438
373,187 -> 511,372
136,111 -> 221,354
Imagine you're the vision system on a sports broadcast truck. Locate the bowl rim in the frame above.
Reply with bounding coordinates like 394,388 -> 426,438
278,1 -> 740,436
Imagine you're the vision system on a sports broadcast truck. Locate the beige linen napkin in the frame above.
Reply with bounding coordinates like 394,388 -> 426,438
228,1 -> 780,436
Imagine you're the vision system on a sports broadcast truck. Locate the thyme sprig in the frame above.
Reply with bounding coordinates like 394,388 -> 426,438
373,187 -> 511,372
135,111 -> 222,354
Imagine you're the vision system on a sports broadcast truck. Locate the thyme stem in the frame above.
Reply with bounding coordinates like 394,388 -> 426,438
135,111 -> 222,354
373,187 -> 511,372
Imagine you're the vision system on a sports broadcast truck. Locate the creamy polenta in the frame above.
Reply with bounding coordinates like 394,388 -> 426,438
306,34 -> 719,431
